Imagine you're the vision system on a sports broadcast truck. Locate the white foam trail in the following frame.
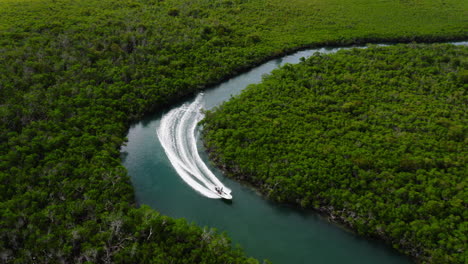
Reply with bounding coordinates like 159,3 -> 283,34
157,94 -> 231,199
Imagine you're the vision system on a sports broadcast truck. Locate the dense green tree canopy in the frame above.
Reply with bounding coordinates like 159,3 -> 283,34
202,44 -> 467,263
0,0 -> 467,262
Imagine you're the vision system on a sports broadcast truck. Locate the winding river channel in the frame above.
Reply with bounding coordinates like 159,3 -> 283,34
122,43 -> 465,263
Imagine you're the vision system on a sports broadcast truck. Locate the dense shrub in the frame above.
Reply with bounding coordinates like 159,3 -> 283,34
202,44 -> 467,263
1,0 -> 466,262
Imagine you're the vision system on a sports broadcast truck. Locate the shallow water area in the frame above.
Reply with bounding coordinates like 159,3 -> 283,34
120,43 -> 466,263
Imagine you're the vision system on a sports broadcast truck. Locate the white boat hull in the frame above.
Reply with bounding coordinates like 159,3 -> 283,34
213,186 -> 233,200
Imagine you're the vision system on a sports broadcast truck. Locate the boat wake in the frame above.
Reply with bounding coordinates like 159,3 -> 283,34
157,94 -> 232,199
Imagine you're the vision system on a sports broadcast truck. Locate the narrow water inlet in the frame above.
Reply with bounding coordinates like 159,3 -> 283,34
122,42 -> 467,263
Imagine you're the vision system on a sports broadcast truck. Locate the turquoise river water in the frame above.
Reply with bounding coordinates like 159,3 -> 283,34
121,44 -> 462,263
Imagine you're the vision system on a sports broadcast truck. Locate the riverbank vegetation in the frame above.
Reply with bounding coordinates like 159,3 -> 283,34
202,43 -> 467,263
1,0 -> 467,262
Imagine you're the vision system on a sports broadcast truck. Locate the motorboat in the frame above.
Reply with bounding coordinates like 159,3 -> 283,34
214,186 -> 232,200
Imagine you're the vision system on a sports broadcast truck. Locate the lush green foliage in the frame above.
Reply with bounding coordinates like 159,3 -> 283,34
202,44 -> 468,263
0,0 -> 467,262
